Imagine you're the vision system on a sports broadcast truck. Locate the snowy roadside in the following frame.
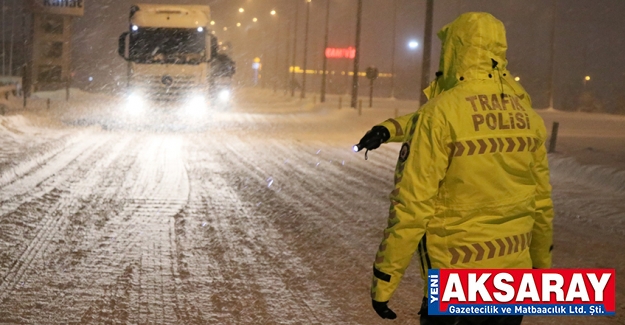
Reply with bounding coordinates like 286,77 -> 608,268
0,88 -> 623,324
0,89 -> 105,189
2,88 -> 624,188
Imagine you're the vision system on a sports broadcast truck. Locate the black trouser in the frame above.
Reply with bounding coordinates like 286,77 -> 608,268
419,298 -> 523,325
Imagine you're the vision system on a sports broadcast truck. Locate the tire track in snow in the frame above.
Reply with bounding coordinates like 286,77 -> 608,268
0,130 -> 89,189
0,133 -> 129,305
76,135 -> 190,325
169,137 -> 336,324
187,136 -> 353,324
0,130 -> 105,212
212,134 -> 424,323
179,142 -> 273,324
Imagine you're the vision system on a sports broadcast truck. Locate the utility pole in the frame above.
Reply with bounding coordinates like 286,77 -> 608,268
2,0 -> 6,76
547,0 -> 557,109
419,0 -> 434,106
350,0 -> 363,108
290,0 -> 300,97
23,10 -> 32,100
300,0 -> 311,99
390,0 -> 397,98
320,0 -> 330,102
9,0 -> 15,75
273,14 -> 280,93
284,15 -> 291,94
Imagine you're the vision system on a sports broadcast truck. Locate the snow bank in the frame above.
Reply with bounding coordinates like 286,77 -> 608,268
32,88 -> 108,101
549,155 -> 625,194
230,87 -> 317,114
1,87 -> 624,195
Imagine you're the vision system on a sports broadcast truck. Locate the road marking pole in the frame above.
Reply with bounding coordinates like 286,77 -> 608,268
548,121 -> 559,153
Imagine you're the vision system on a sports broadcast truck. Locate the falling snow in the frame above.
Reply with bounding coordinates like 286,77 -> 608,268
0,88 -> 623,324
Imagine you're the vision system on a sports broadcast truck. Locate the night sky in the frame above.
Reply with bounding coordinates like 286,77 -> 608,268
5,0 -> 625,112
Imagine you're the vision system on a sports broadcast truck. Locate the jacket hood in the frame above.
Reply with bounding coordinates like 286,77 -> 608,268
426,12 -> 509,98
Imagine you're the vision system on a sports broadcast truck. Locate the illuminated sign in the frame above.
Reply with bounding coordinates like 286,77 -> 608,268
30,0 -> 85,16
325,47 -> 356,59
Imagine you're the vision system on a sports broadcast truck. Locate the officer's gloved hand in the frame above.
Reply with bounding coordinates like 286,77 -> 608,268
372,300 -> 397,320
356,126 -> 391,151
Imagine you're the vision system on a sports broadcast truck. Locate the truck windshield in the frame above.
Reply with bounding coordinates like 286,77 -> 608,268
129,27 -> 206,64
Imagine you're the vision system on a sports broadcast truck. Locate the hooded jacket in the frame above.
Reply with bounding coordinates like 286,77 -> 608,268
371,12 -> 554,302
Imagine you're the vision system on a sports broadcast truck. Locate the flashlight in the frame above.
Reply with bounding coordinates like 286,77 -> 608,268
353,144 -> 370,160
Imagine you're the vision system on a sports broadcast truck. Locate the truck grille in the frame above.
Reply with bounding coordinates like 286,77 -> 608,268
130,74 -> 204,101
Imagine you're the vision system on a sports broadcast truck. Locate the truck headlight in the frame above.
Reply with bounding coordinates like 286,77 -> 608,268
126,93 -> 145,115
218,89 -> 231,102
189,95 -> 206,107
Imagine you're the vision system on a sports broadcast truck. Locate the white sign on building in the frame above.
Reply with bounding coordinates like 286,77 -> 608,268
31,0 -> 85,17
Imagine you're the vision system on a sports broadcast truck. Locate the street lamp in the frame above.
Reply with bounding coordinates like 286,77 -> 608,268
270,10 -> 281,93
253,17 -> 258,22
408,40 -> 419,49
236,22 -> 241,27
239,8 -> 244,13
351,0 -> 363,108
515,76 -> 521,81
210,21 -> 215,25
419,0 -> 434,106
585,76 -> 591,81
301,0 -> 312,99
320,0 -> 331,102
390,0 -> 397,99
290,0 -> 301,97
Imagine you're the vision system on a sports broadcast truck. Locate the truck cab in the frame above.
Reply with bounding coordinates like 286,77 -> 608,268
118,4 -> 234,112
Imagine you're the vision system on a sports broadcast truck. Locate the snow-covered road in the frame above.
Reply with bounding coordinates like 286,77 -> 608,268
0,89 -> 623,324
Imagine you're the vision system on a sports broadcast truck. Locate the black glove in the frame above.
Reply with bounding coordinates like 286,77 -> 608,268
355,126 -> 391,152
372,300 -> 397,320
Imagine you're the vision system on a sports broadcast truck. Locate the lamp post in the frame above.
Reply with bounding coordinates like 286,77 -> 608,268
9,0 -> 16,76
419,0 -> 434,106
284,11 -> 291,94
580,75 -> 591,112
320,0 -> 330,103
290,0 -> 300,97
350,0 -> 363,108
300,0 -> 311,99
390,0 -> 397,99
2,0 -> 6,75
547,0 -> 557,109
271,10 -> 280,93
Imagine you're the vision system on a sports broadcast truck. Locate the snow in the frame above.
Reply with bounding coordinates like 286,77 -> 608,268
0,88 -> 623,324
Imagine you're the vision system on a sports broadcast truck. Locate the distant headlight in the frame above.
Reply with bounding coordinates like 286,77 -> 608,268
126,93 -> 145,115
218,89 -> 231,102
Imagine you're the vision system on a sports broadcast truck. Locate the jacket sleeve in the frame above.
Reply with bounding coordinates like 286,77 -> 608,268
529,134 -> 554,268
377,113 -> 414,143
371,110 -> 450,302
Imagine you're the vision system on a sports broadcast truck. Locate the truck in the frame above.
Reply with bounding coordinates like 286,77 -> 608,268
117,4 -> 235,115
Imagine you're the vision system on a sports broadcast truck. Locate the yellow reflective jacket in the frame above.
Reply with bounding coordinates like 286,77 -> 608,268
371,12 -> 554,302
